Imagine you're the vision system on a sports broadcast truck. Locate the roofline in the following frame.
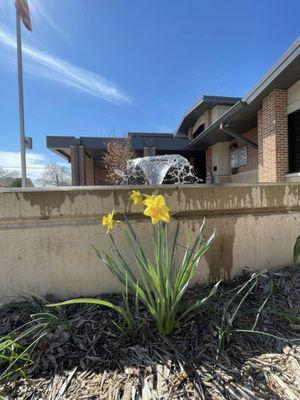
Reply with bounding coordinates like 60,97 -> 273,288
174,95 -> 241,137
46,136 -> 78,146
46,134 -> 194,159
189,101 -> 246,147
128,132 -> 173,138
46,136 -> 79,161
181,95 -> 241,119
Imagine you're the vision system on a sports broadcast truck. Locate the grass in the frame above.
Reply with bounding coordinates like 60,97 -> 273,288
0,294 -> 69,383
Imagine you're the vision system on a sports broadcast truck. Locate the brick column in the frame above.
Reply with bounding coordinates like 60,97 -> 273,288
85,156 -> 95,185
70,145 -> 79,185
70,145 -> 86,185
258,89 -> 288,182
94,160 -> 108,185
78,146 -> 86,185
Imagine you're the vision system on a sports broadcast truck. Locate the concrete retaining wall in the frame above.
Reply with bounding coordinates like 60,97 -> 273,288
1,184 -> 300,301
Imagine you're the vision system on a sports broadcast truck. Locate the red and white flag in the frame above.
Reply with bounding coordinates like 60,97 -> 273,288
15,0 -> 32,31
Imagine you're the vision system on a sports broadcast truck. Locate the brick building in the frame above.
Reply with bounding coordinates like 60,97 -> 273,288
48,38 -> 300,185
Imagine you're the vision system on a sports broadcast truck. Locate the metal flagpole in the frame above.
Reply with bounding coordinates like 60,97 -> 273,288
16,10 -> 27,188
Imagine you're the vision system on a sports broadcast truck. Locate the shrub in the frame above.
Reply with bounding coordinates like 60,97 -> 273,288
49,191 -> 218,336
103,138 -> 135,184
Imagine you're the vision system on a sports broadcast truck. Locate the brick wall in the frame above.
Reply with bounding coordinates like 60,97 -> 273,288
70,146 -> 95,186
85,156 -> 95,185
143,147 -> 156,156
94,160 -> 108,185
258,89 -> 288,182
78,146 -> 86,185
70,145 -> 86,185
70,145 -> 79,185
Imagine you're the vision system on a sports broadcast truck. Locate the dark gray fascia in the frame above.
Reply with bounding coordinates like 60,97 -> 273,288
46,136 -> 79,161
46,135 -> 78,148
189,101 -> 246,148
47,134 -> 194,160
128,132 -> 174,138
175,95 -> 241,137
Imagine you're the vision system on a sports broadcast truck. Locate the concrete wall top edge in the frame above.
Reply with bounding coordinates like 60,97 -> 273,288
0,184 -> 299,221
1,182 -> 300,193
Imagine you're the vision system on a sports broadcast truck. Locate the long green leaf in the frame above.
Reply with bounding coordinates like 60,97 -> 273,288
178,280 -> 221,321
48,298 -> 129,322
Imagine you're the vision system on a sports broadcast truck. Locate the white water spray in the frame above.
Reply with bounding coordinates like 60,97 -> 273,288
116,155 -> 201,185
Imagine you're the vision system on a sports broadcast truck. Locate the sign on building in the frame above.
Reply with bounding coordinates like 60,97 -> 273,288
239,145 -> 248,167
230,145 -> 248,169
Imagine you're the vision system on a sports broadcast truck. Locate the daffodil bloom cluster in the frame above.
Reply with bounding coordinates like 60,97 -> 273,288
130,191 -> 170,224
102,191 -> 171,234
53,190 -> 216,337
143,194 -> 170,224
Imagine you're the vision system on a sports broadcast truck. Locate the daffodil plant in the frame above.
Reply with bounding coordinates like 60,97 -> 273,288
50,191 -> 218,336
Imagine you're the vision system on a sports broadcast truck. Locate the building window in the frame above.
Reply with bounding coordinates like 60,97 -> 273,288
288,110 -> 300,173
193,124 -> 205,139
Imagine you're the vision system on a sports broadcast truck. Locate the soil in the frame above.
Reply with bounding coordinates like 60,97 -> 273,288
0,266 -> 300,399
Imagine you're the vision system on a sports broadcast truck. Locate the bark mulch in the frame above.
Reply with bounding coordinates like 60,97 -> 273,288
0,266 -> 300,399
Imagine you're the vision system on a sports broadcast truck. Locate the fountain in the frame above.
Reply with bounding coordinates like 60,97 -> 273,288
116,154 -> 201,185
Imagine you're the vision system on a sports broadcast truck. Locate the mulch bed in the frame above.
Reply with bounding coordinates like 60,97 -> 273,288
0,266 -> 300,399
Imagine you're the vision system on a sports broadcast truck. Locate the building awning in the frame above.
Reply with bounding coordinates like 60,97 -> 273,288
47,133 -> 199,161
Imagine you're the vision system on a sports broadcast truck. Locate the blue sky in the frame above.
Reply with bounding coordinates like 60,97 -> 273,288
0,0 -> 299,181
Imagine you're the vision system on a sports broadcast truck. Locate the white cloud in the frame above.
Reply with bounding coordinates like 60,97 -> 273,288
0,25 -> 132,105
0,150 -> 50,183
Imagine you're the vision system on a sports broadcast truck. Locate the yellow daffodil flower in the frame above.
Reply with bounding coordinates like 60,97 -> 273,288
145,194 -> 156,200
102,210 -> 116,234
143,194 -> 170,225
130,190 -> 144,205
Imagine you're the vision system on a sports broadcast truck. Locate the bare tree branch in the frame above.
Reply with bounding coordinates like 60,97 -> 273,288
0,167 -> 19,180
38,162 -> 71,187
103,138 -> 135,184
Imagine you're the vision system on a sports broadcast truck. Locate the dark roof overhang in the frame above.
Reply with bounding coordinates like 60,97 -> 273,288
47,134 -> 199,160
128,132 -> 173,138
175,95 -> 241,138
46,136 -> 78,161
189,101 -> 247,147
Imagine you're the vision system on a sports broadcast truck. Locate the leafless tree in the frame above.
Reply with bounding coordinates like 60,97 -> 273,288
0,167 -> 18,180
103,138 -> 135,184
38,162 -> 71,187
